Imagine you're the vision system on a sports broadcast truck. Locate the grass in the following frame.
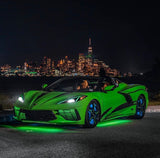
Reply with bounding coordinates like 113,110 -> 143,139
149,91 -> 160,106
0,93 -> 15,110
148,100 -> 160,106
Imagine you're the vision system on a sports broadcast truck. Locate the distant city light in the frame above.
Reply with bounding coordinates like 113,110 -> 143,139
0,38 -> 124,77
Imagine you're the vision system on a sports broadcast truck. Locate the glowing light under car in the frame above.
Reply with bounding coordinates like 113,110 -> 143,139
97,119 -> 132,127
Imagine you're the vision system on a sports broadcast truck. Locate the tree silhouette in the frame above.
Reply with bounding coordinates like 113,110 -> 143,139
152,57 -> 160,78
144,56 -> 160,79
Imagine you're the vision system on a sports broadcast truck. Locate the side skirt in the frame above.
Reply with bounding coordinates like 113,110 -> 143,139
101,103 -> 136,121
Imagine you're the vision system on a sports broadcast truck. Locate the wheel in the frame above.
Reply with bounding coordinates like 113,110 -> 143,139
134,95 -> 146,119
85,100 -> 101,128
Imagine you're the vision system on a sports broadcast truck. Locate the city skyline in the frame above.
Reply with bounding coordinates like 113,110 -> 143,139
0,35 -> 156,75
0,1 -> 160,73
0,39 -> 122,77
0,54 -> 120,77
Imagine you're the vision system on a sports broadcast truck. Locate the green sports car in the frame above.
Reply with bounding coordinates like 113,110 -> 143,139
14,76 -> 149,128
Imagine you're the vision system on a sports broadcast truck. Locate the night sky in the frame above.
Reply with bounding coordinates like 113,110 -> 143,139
0,1 -> 160,73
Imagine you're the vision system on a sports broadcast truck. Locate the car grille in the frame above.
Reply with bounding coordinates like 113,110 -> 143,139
20,110 -> 56,121
58,109 -> 81,121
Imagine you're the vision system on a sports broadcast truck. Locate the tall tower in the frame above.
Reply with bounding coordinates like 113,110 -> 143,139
88,38 -> 93,58
52,60 -> 54,69
47,58 -> 51,70
43,56 -> 47,66
24,62 -> 28,72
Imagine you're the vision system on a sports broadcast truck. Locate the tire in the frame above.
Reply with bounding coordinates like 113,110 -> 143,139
134,95 -> 146,119
84,100 -> 101,128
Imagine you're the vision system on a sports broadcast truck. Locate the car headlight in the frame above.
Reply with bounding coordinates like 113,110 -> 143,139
57,95 -> 87,104
18,96 -> 24,103
67,98 -> 76,103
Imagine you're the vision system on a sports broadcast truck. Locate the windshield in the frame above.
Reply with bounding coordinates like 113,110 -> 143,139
45,77 -> 115,92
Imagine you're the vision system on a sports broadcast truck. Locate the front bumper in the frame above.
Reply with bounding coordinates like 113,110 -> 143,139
14,106 -> 84,125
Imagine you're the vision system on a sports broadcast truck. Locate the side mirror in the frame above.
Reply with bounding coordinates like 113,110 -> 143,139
104,85 -> 115,91
42,83 -> 48,89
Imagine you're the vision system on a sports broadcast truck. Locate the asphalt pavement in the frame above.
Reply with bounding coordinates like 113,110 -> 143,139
0,113 -> 160,158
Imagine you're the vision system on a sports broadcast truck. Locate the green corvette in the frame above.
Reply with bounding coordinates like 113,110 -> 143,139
14,76 -> 148,128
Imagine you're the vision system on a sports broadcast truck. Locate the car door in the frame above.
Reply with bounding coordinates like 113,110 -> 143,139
99,84 -> 127,120
106,81 -> 137,120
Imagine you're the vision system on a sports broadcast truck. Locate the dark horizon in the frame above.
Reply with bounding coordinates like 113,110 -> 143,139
0,1 -> 160,73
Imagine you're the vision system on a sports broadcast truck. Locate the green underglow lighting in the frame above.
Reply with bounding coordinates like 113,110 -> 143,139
16,126 -> 65,133
0,119 -> 132,132
97,119 -> 132,127
1,125 -> 67,133
0,125 -> 13,129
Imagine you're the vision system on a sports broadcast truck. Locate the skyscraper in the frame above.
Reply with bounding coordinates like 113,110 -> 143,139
52,60 -> 54,69
87,38 -> 93,66
47,58 -> 51,70
78,53 -> 85,71
43,56 -> 47,66
88,38 -> 93,58
24,62 -> 28,72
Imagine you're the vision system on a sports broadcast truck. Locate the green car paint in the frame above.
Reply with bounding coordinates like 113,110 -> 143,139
14,77 -> 149,128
